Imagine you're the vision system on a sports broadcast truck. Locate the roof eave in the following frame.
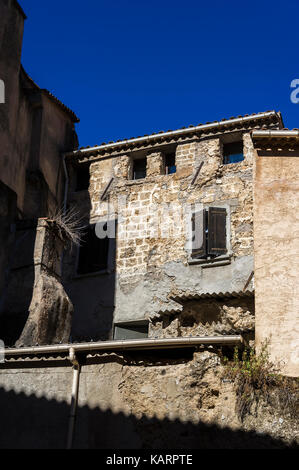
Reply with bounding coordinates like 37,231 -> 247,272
65,111 -> 282,159
252,129 -> 299,138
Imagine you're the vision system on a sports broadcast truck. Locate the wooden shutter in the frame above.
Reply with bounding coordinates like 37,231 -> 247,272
208,207 -> 227,256
192,211 -> 207,258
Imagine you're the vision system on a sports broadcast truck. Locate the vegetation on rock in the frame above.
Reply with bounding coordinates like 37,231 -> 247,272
222,342 -> 299,422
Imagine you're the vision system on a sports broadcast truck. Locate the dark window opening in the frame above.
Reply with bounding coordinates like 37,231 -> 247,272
223,141 -> 244,165
164,153 -> 177,175
132,158 -> 147,180
114,321 -> 149,340
77,224 -> 109,275
192,207 -> 227,260
75,165 -> 90,191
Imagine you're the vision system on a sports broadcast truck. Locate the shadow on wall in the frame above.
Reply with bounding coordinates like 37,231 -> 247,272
0,387 -> 297,450
0,220 -> 37,346
64,181 -> 117,342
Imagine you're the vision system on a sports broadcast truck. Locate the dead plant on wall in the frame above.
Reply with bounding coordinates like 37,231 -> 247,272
221,341 -> 299,422
47,207 -> 87,248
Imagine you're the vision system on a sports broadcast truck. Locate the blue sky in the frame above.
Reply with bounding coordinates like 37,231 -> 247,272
21,0 -> 299,148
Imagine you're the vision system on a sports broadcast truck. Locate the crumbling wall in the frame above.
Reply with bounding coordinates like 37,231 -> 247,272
65,133 -> 256,340
149,296 -> 255,341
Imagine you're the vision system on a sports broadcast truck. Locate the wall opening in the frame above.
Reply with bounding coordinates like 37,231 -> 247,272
223,141 -> 244,165
132,158 -> 147,180
77,224 -> 109,275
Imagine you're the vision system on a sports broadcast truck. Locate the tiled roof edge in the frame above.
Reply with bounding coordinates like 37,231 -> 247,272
170,289 -> 254,302
66,111 -> 282,157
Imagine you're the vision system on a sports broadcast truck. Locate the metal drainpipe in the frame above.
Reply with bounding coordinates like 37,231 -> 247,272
66,348 -> 81,450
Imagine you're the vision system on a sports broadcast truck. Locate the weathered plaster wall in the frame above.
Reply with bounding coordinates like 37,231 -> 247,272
0,83 -> 75,218
0,0 -> 25,286
0,350 -> 297,449
0,0 -> 25,199
65,133 -> 255,340
254,147 -> 299,377
0,0 -> 74,217
37,96 -> 74,215
0,364 -> 73,449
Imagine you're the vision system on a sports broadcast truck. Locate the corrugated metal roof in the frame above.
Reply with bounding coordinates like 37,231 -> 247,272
170,290 -> 254,303
21,66 -> 80,123
2,353 -> 68,364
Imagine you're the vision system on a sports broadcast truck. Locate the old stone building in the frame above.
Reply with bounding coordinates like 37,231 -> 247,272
63,111 -> 282,345
0,0 -> 298,450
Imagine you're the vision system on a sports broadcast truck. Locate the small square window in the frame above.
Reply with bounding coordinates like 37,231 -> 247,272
223,142 -> 244,165
77,224 -> 109,275
164,153 -> 176,175
132,158 -> 147,180
75,165 -> 90,191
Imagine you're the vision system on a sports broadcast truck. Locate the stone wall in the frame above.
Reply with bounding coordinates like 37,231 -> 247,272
65,132 -> 256,340
0,349 -> 297,449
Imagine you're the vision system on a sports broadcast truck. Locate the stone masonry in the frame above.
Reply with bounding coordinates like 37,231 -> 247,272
64,112 -> 282,342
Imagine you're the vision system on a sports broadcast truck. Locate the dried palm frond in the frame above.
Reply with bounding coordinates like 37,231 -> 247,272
48,207 -> 87,247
